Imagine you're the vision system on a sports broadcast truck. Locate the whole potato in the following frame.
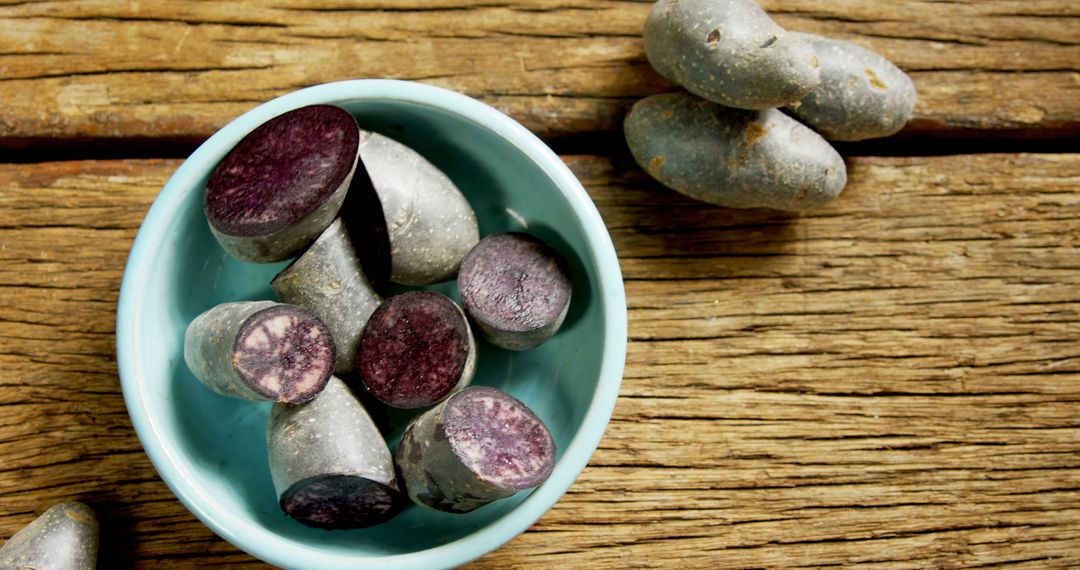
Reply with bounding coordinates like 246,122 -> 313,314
624,91 -> 847,211
644,0 -> 821,110
785,32 -> 917,141
0,502 -> 98,570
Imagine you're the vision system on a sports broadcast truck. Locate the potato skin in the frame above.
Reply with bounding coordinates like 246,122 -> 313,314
356,131 -> 479,286
624,91 -> 847,211
267,376 -> 403,529
644,0 -> 820,110
183,301 -> 335,403
785,32 -> 917,141
395,386 -> 555,514
272,218 -> 381,374
0,502 -> 98,570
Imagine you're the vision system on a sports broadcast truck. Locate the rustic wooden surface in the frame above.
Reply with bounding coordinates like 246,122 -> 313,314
1,1 -> 1078,568
0,0 -> 1077,142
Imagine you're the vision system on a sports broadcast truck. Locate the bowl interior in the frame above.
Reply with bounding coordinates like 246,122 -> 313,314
119,82 -> 623,568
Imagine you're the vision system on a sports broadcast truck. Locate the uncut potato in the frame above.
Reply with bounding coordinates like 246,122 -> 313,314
644,0 -> 821,110
624,91 -> 847,211
785,32 -> 917,141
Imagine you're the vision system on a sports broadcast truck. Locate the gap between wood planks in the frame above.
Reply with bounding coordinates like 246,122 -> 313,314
1,130 -> 1079,164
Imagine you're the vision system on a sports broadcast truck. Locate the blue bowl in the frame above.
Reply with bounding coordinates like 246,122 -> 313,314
116,80 -> 627,569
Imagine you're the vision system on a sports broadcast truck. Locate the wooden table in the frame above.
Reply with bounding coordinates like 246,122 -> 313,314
2,1 -> 1077,567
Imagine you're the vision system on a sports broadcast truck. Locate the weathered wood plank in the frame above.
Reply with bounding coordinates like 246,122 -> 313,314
0,153 -> 1077,567
0,1 -> 1076,143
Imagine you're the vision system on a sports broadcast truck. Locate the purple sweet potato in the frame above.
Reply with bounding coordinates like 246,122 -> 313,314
342,131 -> 479,286
0,502 -> 98,570
395,386 -> 556,514
268,377 -> 403,529
184,301 -> 335,404
358,291 -> 475,409
205,105 -> 360,263
272,218 -> 382,373
458,232 -> 572,351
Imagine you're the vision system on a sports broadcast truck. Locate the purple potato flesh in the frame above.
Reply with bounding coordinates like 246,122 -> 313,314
445,387 -> 557,490
268,377 -> 403,529
358,291 -> 475,409
272,218 -> 382,373
347,130 -> 479,286
184,301 -> 335,403
279,474 -> 401,530
458,232 -> 572,351
205,104 -> 359,262
395,386 -> 556,514
0,502 -> 98,570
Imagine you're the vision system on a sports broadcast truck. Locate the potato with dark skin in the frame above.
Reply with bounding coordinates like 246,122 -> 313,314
204,105 -> 359,263
784,32 -> 917,141
268,377 -> 404,529
395,386 -> 556,514
183,301 -> 336,404
644,0 -> 821,110
0,502 -> 98,570
272,218 -> 382,374
624,91 -> 847,211
343,131 -> 480,286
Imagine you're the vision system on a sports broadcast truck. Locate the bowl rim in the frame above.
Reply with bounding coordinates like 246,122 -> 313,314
116,79 -> 627,570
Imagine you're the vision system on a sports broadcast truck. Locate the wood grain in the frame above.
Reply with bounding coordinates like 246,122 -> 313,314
0,153 -> 1076,567
0,0 -> 1076,143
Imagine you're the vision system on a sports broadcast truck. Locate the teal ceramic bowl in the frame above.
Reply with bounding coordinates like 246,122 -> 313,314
116,80 -> 626,569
